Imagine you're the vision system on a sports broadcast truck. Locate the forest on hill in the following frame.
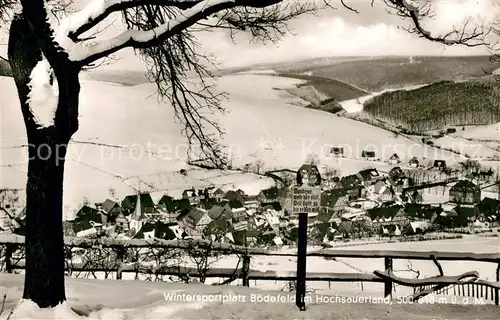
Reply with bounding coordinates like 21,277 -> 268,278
282,56 -> 499,92
362,80 -> 500,133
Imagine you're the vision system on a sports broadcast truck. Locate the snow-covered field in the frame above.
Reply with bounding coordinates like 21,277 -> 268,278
1,73 -> 472,213
460,124 -> 500,142
1,236 -> 499,319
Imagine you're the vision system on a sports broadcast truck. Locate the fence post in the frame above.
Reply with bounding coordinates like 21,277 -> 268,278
116,247 -> 125,280
384,257 -> 393,299
5,244 -> 15,273
296,212 -> 308,311
242,255 -> 250,287
495,260 -> 499,306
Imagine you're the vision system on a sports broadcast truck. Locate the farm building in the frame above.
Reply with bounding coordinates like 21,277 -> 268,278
361,150 -> 376,160
330,147 -> 345,157
408,157 -> 419,168
388,153 -> 401,165
449,180 -> 481,204
433,160 -> 447,170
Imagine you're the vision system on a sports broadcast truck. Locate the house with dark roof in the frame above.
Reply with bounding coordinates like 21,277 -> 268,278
367,203 -> 408,231
204,187 -> 225,201
297,164 -> 322,186
449,180 -> 481,204
181,207 -> 212,236
207,204 -> 232,221
433,160 -> 447,170
409,157 -> 419,168
98,199 -> 121,223
320,188 -> 348,217
357,168 -> 380,186
448,205 -> 478,227
475,197 -> 500,223
388,167 -> 405,183
134,221 -> 177,240
404,203 -> 441,222
121,193 -> 157,214
379,185 -> 395,203
330,147 -> 345,157
361,150 -> 376,160
222,190 -> 246,208
257,186 -> 280,204
114,211 -> 129,233
388,153 -> 401,165
182,188 -> 199,205
73,205 -> 105,236
340,175 -> 363,199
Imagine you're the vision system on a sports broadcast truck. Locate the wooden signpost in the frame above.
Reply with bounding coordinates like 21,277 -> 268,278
292,183 -> 321,311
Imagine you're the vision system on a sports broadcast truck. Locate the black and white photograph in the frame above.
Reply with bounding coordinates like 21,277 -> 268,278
0,0 -> 499,319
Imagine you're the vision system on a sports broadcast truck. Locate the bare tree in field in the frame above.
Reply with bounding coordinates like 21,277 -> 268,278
0,0 -> 490,311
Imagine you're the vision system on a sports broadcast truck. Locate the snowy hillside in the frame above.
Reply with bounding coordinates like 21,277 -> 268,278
460,123 -> 500,142
1,73 -> 465,213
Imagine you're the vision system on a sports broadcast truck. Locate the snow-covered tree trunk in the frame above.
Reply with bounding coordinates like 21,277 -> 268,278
8,13 -> 81,308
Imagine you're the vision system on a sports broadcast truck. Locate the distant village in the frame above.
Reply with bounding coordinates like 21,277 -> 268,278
1,151 -> 500,248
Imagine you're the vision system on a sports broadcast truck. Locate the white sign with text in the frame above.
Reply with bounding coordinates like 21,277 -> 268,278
291,186 -> 321,214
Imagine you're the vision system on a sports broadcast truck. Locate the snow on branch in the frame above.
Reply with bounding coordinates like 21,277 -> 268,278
26,55 -> 59,128
67,0 -> 206,42
384,0 -> 489,47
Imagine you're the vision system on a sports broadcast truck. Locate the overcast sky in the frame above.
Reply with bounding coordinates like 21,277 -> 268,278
0,0 -> 497,70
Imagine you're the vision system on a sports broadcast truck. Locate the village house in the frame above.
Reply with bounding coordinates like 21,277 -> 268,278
231,207 -> 248,231
157,195 -> 192,220
449,180 -> 481,204
357,168 -> 380,186
121,193 -> 157,215
475,198 -> 500,224
320,188 -> 349,217
378,184 -> 395,203
181,207 -> 212,236
330,147 -> 345,157
114,211 -> 130,233
297,164 -> 322,186
73,205 -> 105,237
408,157 -> 420,168
361,150 -> 376,161
388,153 -> 401,165
207,203 -> 232,222
222,190 -> 246,208
340,175 -> 364,199
404,203 -> 440,222
256,186 -> 280,204
388,167 -> 405,183
205,187 -> 225,201
433,160 -> 447,170
182,188 -> 199,205
446,205 -> 478,227
134,221 -> 177,240
97,199 -> 122,223
367,203 -> 408,234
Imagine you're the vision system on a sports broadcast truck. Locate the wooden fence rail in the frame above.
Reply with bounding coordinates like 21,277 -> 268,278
0,235 -> 499,305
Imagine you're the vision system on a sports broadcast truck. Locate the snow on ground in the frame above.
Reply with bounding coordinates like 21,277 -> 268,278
433,136 -> 499,159
460,123 -> 500,142
1,237 -> 499,319
0,73 -> 470,211
2,274 -> 498,320
339,83 -> 432,114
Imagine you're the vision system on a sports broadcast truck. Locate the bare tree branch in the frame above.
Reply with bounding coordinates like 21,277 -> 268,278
384,0 -> 489,47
